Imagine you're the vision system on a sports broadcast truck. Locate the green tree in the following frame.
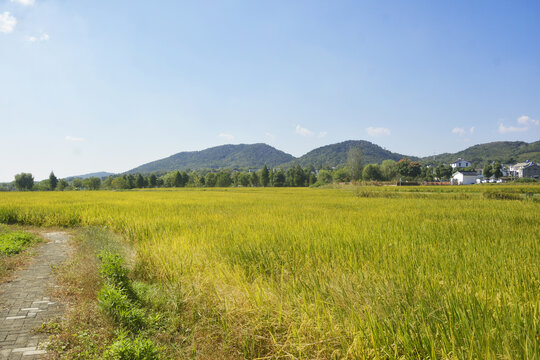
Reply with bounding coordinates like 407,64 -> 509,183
49,171 -> 58,190
408,161 -> 422,178
205,173 -> 217,187
492,161 -> 503,179
239,173 -> 251,187
85,177 -> 101,190
362,164 -> 383,181
250,172 -> 259,187
72,178 -> 83,190
317,170 -> 333,185
333,168 -> 351,183
273,169 -> 286,187
136,174 -> 145,188
57,179 -> 69,191
14,173 -> 34,191
396,159 -> 411,178
380,160 -> 397,181
216,171 -> 232,187
347,147 -> 363,181
483,163 -> 493,179
148,174 -> 157,188
260,165 -> 270,187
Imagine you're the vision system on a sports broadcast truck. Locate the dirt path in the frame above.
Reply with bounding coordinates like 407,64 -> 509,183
0,232 -> 71,359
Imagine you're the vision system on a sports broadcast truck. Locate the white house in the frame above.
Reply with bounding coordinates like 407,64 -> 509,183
451,171 -> 477,185
451,158 -> 472,169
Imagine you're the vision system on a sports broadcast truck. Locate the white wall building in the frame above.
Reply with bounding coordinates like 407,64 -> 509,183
451,171 -> 477,185
451,158 -> 472,169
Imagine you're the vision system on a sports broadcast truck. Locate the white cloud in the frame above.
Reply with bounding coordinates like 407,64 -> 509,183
498,124 -> 527,134
218,133 -> 234,141
295,124 -> 314,137
9,0 -> 35,6
65,135 -> 84,142
517,115 -> 539,126
366,127 -> 390,137
0,12 -> 17,34
317,131 -> 328,138
265,132 -> 275,141
27,33 -> 49,42
498,115 -> 538,134
452,126 -> 475,136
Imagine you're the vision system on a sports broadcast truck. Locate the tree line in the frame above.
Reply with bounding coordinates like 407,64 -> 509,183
4,148 -> 512,192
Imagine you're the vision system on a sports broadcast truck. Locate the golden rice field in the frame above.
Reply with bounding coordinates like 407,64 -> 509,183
0,185 -> 539,359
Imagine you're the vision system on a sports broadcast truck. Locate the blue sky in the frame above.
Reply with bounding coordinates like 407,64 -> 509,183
1,0 -> 539,181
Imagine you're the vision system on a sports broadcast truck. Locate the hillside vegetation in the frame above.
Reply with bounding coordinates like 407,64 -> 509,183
127,143 -> 295,174
423,140 -> 540,165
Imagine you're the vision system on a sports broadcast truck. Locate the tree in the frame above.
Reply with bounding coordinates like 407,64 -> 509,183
136,174 -> 145,188
396,159 -> 411,178
14,173 -> 34,191
362,164 -> 383,181
250,172 -> 260,187
317,170 -> 333,185
72,178 -> 83,190
85,177 -> 101,190
57,179 -> 69,191
239,173 -> 251,187
205,173 -> 217,187
347,147 -> 363,181
273,169 -> 286,187
492,161 -> 503,179
483,163 -> 493,179
49,172 -> 58,190
380,160 -> 397,181
216,171 -> 232,187
333,168 -> 351,183
148,174 -> 157,188
408,161 -> 422,178
260,165 -> 270,187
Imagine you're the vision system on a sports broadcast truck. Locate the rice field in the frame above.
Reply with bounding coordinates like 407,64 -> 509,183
0,185 -> 538,359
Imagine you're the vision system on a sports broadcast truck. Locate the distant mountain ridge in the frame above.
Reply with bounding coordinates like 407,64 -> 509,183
126,143 -> 295,174
422,141 -> 540,165
63,172 -> 115,181
122,140 -> 539,174
285,140 -> 417,168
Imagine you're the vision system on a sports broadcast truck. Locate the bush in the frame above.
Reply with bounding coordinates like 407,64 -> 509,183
104,332 -> 160,360
98,284 -> 146,332
0,231 -> 38,255
99,251 -> 137,301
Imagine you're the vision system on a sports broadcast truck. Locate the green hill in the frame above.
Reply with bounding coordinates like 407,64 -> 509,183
126,143 -> 295,174
284,140 -> 417,168
422,141 -> 540,166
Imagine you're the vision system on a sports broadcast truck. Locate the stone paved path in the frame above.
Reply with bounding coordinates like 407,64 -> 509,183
0,232 -> 71,360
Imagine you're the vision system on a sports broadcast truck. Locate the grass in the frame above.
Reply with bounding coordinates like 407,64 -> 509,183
0,224 -> 40,281
0,185 -> 539,359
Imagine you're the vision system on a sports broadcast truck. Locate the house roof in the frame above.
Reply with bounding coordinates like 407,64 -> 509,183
453,171 -> 477,176
452,158 -> 471,164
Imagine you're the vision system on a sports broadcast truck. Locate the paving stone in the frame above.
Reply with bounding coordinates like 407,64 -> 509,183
0,232 -> 71,360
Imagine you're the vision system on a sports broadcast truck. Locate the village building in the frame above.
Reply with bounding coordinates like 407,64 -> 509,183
509,161 -> 540,178
451,171 -> 477,185
451,158 -> 472,169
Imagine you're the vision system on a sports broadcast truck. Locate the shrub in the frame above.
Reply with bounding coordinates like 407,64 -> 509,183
99,251 -> 137,301
104,332 -> 160,360
98,284 -> 146,332
0,231 -> 38,255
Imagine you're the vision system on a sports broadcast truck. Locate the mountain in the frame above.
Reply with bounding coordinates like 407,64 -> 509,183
126,143 -> 295,174
284,140 -> 417,168
421,141 -> 540,165
63,172 -> 115,181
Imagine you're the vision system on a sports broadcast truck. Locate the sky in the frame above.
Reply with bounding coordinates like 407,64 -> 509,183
1,0 -> 539,181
